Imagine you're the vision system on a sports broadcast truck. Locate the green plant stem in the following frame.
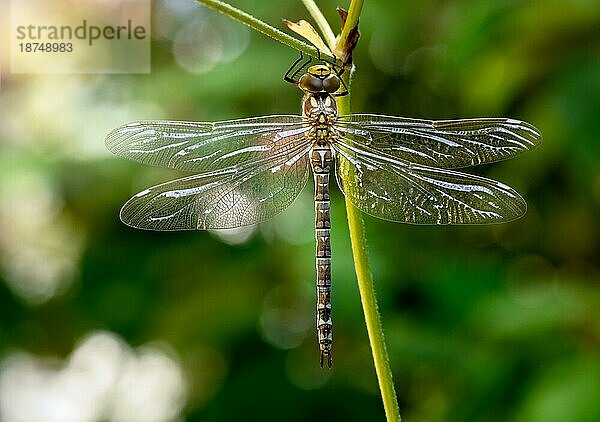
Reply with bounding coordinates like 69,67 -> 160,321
196,0 -> 335,62
334,0 -> 364,56
349,204 -> 402,422
336,1 -> 401,421
301,0 -> 337,50
337,91 -> 401,422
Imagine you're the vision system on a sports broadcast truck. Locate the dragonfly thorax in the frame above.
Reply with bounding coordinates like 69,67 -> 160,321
303,93 -> 338,145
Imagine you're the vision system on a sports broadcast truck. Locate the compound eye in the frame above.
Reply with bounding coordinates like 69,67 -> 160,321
322,75 -> 341,93
299,73 -> 323,92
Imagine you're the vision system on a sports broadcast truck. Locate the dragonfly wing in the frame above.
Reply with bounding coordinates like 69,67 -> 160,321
336,115 -> 541,169
333,140 -> 526,224
120,141 -> 312,230
106,116 -> 308,172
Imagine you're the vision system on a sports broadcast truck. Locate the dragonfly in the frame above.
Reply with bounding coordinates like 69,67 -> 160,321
106,56 -> 541,367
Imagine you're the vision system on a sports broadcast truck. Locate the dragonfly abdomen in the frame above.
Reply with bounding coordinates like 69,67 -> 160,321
311,144 -> 333,367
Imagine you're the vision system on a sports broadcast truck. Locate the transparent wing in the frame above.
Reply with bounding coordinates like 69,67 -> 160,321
333,139 -> 526,225
336,115 -> 541,169
106,116 -> 308,172
120,140 -> 312,230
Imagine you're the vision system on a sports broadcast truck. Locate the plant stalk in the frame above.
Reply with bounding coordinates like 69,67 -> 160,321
336,94 -> 401,422
334,0 -> 363,58
301,0 -> 337,49
336,1 -> 401,421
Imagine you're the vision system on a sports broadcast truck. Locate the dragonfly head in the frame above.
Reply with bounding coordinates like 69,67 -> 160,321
299,64 -> 341,94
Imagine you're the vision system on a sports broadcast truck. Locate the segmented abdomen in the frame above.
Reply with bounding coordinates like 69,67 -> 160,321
310,144 -> 333,367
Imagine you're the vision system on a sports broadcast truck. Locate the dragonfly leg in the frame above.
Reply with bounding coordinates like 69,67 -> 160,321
332,64 -> 349,97
284,51 -> 304,84
284,51 -> 314,85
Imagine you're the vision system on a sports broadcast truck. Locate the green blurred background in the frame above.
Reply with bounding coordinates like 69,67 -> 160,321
1,0 -> 599,421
